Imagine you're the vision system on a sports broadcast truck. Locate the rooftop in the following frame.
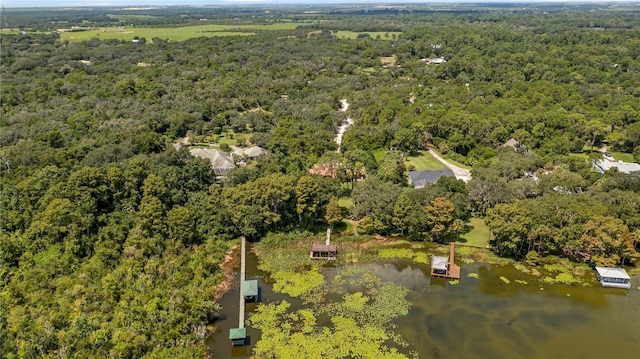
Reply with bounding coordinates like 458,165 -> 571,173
409,169 -> 455,188
595,267 -> 631,280
229,327 -> 246,340
189,148 -> 236,176
431,256 -> 449,271
244,146 -> 266,158
502,138 -> 519,149
311,243 -> 337,252
242,279 -> 258,297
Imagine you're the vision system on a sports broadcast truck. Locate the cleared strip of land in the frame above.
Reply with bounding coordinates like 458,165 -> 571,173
458,218 -> 490,247
60,23 -> 307,42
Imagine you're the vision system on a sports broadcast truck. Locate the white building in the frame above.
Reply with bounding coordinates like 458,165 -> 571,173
594,267 -> 631,289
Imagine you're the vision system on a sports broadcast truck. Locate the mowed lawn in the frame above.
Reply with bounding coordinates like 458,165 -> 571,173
458,218 -> 491,247
405,151 -> 447,171
610,151 -> 635,163
61,23 -> 306,42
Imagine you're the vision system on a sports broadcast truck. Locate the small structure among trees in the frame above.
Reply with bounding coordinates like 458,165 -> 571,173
430,242 -> 461,279
310,228 -> 337,260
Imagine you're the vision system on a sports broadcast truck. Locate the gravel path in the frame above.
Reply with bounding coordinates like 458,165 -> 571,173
428,149 -> 472,182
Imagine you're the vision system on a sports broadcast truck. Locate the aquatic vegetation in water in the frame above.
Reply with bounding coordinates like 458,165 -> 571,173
271,271 -> 325,298
250,301 -> 410,358
449,280 -> 459,285
500,276 -> 510,284
457,246 -> 474,257
250,276 -> 412,358
378,248 -> 415,259
414,252 -> 429,264
542,272 -> 581,285
514,263 -> 530,274
515,279 -> 528,285
531,268 -> 541,276
324,281 -> 410,327
378,248 -> 428,264
467,273 -> 479,279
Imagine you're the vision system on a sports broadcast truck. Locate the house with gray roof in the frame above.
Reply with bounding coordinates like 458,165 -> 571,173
409,169 -> 455,188
189,148 -> 236,176
243,146 -> 266,159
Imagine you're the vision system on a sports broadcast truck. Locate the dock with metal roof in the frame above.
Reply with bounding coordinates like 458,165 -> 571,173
430,242 -> 461,279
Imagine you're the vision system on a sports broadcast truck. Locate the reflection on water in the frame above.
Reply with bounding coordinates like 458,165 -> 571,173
208,246 -> 640,359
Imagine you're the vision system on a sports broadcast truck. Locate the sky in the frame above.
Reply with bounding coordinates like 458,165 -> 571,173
3,0 -> 636,9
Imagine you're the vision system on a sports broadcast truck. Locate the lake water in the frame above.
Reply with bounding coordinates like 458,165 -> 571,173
208,246 -> 640,358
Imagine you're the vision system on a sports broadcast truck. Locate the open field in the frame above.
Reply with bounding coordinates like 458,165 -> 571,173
458,217 -> 490,247
405,151 -> 447,171
60,23 -> 307,42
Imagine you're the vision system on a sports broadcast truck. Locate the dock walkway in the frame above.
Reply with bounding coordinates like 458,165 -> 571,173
239,236 -> 246,328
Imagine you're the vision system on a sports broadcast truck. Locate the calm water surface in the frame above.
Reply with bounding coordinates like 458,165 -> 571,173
208,246 -> 640,359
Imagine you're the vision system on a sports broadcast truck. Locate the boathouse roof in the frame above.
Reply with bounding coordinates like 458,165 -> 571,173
311,243 -> 337,252
229,327 -> 246,340
242,279 -> 258,297
595,267 -> 630,280
431,256 -> 448,271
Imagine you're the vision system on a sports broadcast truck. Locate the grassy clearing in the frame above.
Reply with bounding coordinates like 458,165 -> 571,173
214,132 -> 253,146
458,218 -> 490,247
61,22 -> 306,42
405,150 -> 447,171
338,197 -> 353,209
610,151 -> 635,162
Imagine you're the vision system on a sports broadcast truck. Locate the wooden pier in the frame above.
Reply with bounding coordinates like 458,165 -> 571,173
310,227 -> 337,260
239,236 -> 246,327
229,236 -> 248,346
430,242 -> 461,279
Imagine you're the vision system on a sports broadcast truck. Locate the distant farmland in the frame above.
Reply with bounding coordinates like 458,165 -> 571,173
60,22 -> 306,42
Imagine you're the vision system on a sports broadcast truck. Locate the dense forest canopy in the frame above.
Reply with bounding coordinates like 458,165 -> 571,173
1,3 -> 640,358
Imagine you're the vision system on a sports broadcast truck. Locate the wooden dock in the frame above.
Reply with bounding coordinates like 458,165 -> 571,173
230,236 -> 248,346
430,242 -> 461,279
310,227 -> 337,260
238,236 -> 246,328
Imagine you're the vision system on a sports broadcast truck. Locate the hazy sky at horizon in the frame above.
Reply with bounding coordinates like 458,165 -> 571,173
3,0 -> 636,9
